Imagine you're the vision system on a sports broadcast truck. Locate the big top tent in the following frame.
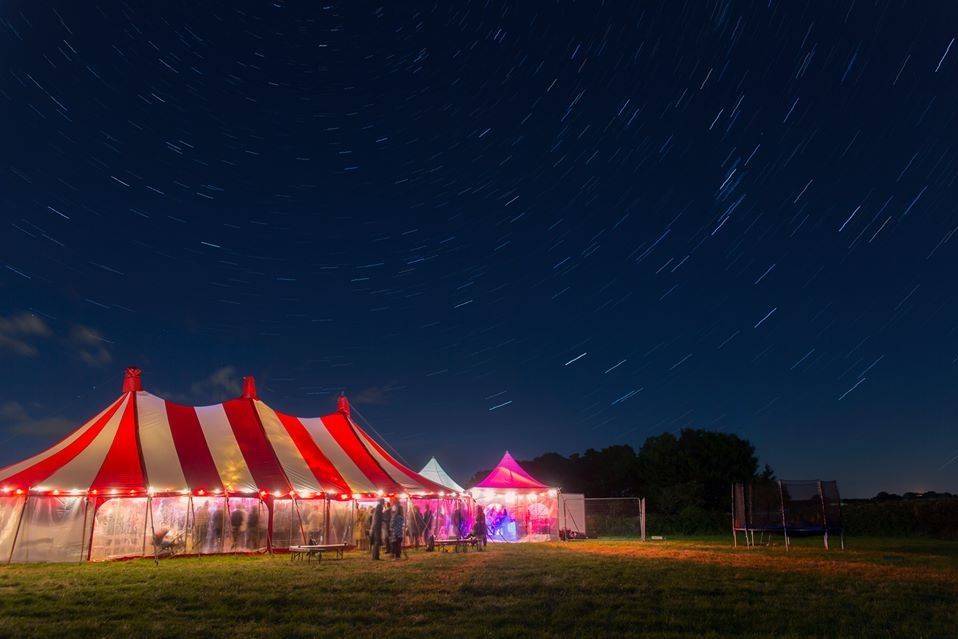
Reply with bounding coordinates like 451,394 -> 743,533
0,368 -> 460,563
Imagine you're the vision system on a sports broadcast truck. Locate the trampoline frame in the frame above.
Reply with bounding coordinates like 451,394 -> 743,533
732,479 -> 844,551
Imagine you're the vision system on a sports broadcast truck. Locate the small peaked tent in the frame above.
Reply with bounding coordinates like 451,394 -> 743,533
418,457 -> 465,493
0,367 -> 450,563
469,451 -> 559,543
472,451 -> 548,490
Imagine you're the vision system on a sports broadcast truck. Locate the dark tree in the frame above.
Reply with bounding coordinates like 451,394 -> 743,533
638,429 -> 764,512
467,428 -> 770,515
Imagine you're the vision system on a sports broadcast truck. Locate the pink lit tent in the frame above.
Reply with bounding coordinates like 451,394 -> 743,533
469,452 -> 559,542
0,368 -> 452,563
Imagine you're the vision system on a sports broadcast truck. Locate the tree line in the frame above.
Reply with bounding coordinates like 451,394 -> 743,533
469,428 -> 773,515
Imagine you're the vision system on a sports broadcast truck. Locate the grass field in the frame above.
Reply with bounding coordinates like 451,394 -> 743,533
1,537 -> 956,638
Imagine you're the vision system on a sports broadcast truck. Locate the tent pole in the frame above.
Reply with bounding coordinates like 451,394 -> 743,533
187,495 -> 195,555
87,496 -> 100,561
141,496 -> 150,558
265,497 -> 274,555
225,496 -> 234,551
220,497 -> 228,553
403,498 -> 410,558
78,495 -> 90,563
324,497 -> 331,544
354,499 -> 359,546
149,496 -> 159,565
6,495 -> 27,565
292,497 -> 307,545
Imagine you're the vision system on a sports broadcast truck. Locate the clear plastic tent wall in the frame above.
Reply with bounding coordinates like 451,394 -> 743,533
471,489 -> 559,542
9,496 -> 91,563
0,494 -> 362,563
406,497 -> 474,545
352,497 -> 474,550
0,496 -> 25,560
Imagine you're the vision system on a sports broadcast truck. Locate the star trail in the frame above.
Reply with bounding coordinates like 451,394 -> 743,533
1,1 -> 957,496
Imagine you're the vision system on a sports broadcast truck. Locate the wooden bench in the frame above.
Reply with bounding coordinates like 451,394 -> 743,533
289,543 -> 347,563
434,537 -> 484,553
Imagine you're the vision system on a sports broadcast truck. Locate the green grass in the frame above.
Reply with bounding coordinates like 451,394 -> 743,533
1,537 -> 956,637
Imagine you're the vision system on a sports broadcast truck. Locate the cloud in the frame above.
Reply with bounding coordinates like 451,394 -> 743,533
0,312 -> 51,357
69,325 -> 112,367
0,314 -> 114,368
353,382 -> 404,406
190,366 -> 242,401
0,402 -> 74,437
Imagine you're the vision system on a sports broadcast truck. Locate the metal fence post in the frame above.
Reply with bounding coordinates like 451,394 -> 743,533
778,480 -> 789,550
640,497 -> 647,541
818,480 -> 829,550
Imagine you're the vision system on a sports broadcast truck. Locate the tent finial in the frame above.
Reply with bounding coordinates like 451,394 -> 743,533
337,391 -> 350,417
122,367 -> 142,393
242,375 -> 258,399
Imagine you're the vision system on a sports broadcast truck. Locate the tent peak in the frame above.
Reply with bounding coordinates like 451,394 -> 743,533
122,367 -> 142,393
242,375 -> 258,399
337,391 -> 350,417
419,456 -> 465,493
473,450 -> 549,490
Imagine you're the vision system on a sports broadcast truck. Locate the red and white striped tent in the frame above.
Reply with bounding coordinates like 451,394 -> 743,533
0,368 -> 454,563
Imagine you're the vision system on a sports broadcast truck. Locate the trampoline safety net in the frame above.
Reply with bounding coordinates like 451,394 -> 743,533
732,479 -> 843,549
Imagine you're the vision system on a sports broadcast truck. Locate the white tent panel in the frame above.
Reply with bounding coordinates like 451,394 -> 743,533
560,493 -> 586,535
418,457 -> 465,493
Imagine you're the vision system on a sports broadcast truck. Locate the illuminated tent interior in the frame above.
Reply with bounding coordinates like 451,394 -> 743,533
401,457 -> 472,544
469,451 -> 559,543
0,368 -> 468,563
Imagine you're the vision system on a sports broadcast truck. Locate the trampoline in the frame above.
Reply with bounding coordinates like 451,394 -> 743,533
732,479 -> 844,550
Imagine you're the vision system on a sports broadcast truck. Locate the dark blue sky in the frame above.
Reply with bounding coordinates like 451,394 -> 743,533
1,1 -> 957,497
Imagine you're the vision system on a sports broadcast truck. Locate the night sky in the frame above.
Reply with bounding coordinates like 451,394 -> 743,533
1,2 -> 957,497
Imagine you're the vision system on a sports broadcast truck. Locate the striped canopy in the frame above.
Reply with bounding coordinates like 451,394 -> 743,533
0,368 -> 446,498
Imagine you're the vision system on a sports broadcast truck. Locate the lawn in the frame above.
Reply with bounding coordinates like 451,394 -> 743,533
1,537 -> 956,638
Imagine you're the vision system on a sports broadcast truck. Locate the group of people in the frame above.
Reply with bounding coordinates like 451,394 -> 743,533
190,499 -> 263,552
366,499 -> 489,559
149,497 -> 493,559
368,497 -> 407,559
